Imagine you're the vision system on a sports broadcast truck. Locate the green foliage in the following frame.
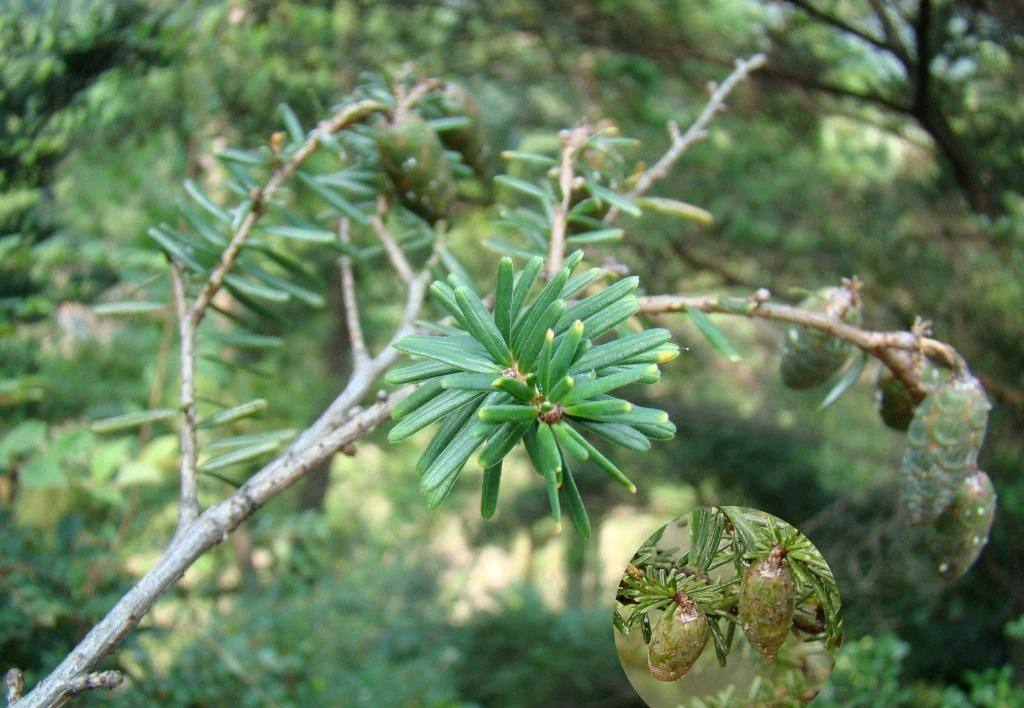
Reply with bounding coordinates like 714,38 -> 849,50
387,254 -> 678,528
1,0 -> 1022,702
0,511 -> 131,681
0,0 -> 161,323
615,507 -> 841,678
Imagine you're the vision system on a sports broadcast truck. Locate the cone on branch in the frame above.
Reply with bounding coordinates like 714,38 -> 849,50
900,374 -> 990,526
647,593 -> 710,681
376,110 -> 457,223
437,84 -> 493,179
925,470 -> 996,579
876,360 -> 951,431
739,544 -> 796,660
780,282 -> 862,389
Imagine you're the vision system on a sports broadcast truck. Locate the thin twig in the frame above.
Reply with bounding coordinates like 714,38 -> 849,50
547,123 -> 593,276
337,218 -> 367,366
189,99 -> 385,327
613,53 -> 766,214
170,262 -> 200,529
370,197 -> 415,284
638,289 -> 965,400
65,672 -> 122,697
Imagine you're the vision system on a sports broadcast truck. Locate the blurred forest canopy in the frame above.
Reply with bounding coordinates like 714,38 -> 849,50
1,0 -> 1023,705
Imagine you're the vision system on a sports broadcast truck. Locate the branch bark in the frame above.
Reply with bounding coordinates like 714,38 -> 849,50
337,218 -> 368,366
638,290 -> 965,400
370,197 -> 415,285
189,99 -> 385,327
547,123 -> 592,276
170,262 -> 200,529
618,54 -> 766,207
12,260 -> 431,705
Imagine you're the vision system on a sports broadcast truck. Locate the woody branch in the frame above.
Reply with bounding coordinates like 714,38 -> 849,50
638,290 -> 965,400
9,100 -> 437,708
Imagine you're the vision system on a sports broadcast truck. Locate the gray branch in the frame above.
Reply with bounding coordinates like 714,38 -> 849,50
621,54 -> 766,205
170,262 -> 200,529
638,289 -> 965,400
11,97 -> 435,706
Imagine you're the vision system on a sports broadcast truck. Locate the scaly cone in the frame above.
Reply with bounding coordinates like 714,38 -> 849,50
925,470 -> 996,579
876,360 -> 950,432
438,84 -> 493,179
739,544 -> 796,660
900,374 -> 990,525
780,282 -> 862,389
647,593 -> 709,682
376,110 -> 456,223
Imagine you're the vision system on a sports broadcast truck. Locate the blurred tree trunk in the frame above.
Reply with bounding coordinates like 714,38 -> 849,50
564,530 -> 588,607
298,267 -> 354,511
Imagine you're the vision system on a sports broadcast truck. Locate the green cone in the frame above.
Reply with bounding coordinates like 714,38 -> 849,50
377,111 -> 457,223
925,470 -> 996,579
900,375 -> 990,525
438,85 -> 492,179
876,361 -> 950,432
647,594 -> 709,681
780,285 -> 862,389
739,545 -> 796,660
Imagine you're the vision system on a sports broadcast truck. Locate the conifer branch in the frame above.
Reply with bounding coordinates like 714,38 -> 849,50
609,53 -> 766,219
170,261 -> 200,529
547,123 -> 593,276
11,391 -> 407,708
638,290 -> 965,400
13,98 -> 435,708
188,99 -> 386,327
12,257 -> 433,705
371,197 -> 415,285
337,218 -> 368,366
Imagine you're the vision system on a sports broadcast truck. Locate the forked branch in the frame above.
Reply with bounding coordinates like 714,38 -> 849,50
189,99 -> 386,326
10,99 -> 431,708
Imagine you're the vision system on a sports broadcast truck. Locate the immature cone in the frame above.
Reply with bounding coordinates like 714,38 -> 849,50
876,361 -> 950,432
900,375 -> 990,526
925,470 -> 996,579
377,111 -> 457,223
739,545 -> 796,660
780,284 -> 862,389
647,594 -> 709,682
438,85 -> 493,179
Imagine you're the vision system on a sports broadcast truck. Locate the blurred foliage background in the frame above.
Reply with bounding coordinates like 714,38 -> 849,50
1,1 -> 1023,705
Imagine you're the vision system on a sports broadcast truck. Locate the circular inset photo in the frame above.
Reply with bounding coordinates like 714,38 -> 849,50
612,506 -> 842,706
